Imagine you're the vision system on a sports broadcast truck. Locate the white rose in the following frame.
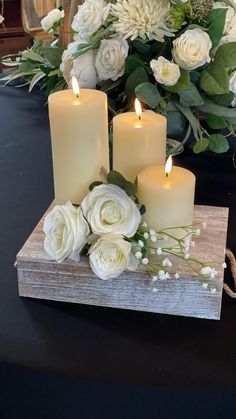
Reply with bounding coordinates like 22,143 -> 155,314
172,28 -> 212,70
89,235 -> 138,279
213,1 -> 236,35
60,42 -> 97,88
71,0 -> 110,40
41,9 -> 64,32
71,50 -> 97,88
43,202 -> 90,263
95,38 -> 129,81
81,184 -> 141,237
229,70 -> 236,107
150,56 -> 180,86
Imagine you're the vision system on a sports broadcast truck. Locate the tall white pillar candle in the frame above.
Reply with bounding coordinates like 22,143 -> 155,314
48,81 -> 109,205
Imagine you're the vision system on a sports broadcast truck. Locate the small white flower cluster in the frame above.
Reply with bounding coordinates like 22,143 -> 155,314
200,266 -> 218,279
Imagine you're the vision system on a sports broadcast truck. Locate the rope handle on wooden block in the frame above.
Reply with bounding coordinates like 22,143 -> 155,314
224,249 -> 236,298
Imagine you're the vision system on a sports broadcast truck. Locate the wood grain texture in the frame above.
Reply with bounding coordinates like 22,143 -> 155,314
16,205 -> 229,320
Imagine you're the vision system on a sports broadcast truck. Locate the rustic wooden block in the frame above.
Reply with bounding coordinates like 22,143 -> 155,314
16,205 -> 229,320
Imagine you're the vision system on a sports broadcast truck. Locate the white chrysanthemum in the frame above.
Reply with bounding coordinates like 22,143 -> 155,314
111,0 -> 174,42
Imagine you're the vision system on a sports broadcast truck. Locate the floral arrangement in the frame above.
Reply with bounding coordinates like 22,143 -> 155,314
1,0 -> 236,154
43,168 -> 226,290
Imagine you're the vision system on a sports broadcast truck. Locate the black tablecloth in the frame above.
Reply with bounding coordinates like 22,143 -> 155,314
0,83 -> 236,418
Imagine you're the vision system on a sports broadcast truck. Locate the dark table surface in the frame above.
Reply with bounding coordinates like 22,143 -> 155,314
0,83 -> 236,419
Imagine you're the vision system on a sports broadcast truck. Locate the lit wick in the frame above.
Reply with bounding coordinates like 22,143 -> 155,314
165,155 -> 172,178
72,76 -> 80,99
135,98 -> 142,121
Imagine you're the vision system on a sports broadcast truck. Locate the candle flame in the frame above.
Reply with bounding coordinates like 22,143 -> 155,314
72,76 -> 80,97
165,156 -> 172,178
135,98 -> 142,120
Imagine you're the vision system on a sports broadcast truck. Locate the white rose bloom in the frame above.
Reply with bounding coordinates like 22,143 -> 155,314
60,42 -> 97,88
71,50 -> 97,88
95,38 -> 129,81
172,28 -> 212,70
229,70 -> 236,107
72,0 -> 110,40
81,184 -> 141,237
89,235 -> 138,279
150,56 -> 180,86
226,13 -> 236,35
43,202 -> 90,263
41,9 -> 64,32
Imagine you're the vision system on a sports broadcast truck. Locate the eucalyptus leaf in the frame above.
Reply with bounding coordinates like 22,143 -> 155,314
125,67 -> 148,101
199,63 -> 229,95
193,138 -> 209,154
205,113 -> 227,129
214,42 -> 236,68
179,83 -> 204,106
125,55 -> 146,77
210,92 -> 235,107
107,170 -> 137,196
197,99 -> 236,120
135,82 -> 162,108
167,110 -> 187,136
174,102 -> 202,139
208,133 -> 229,153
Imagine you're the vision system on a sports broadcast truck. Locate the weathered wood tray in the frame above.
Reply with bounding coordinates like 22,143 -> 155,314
16,205 -> 229,320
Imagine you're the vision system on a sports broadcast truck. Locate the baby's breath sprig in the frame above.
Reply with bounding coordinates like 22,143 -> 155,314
131,222 -> 225,293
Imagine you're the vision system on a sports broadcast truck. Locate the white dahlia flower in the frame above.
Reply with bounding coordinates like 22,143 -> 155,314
111,0 -> 174,42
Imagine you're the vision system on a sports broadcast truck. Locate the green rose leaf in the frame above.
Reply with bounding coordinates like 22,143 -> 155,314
210,92 -> 235,107
204,8 -> 227,48
42,47 -> 64,67
125,67 -> 148,100
199,63 -> 229,95
125,54 -> 147,77
206,113 -> 227,129
107,170 -> 137,196
135,82 -> 162,108
208,133 -> 229,153
214,42 -> 236,68
179,83 -> 204,106
162,69 -> 190,93
193,137 -> 209,154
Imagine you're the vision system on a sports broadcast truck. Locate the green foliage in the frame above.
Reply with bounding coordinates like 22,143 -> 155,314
206,114 -> 227,130
208,134 -> 229,153
107,170 -> 137,196
193,138 -> 209,154
125,54 -> 147,77
179,83 -> 204,106
167,109 -> 187,136
125,67 -> 148,101
41,47 -> 64,67
135,82 -> 162,108
162,70 -> 190,93
203,8 -> 227,48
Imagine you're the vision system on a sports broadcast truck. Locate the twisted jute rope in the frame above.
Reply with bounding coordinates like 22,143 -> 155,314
224,249 -> 236,298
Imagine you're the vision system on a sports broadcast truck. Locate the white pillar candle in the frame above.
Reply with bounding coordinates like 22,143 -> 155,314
113,99 -> 166,181
48,79 -> 109,205
138,157 -> 196,246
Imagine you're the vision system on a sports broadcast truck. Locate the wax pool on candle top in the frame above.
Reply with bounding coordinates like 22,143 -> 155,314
138,162 -> 196,246
48,87 -> 109,205
113,103 -> 166,181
